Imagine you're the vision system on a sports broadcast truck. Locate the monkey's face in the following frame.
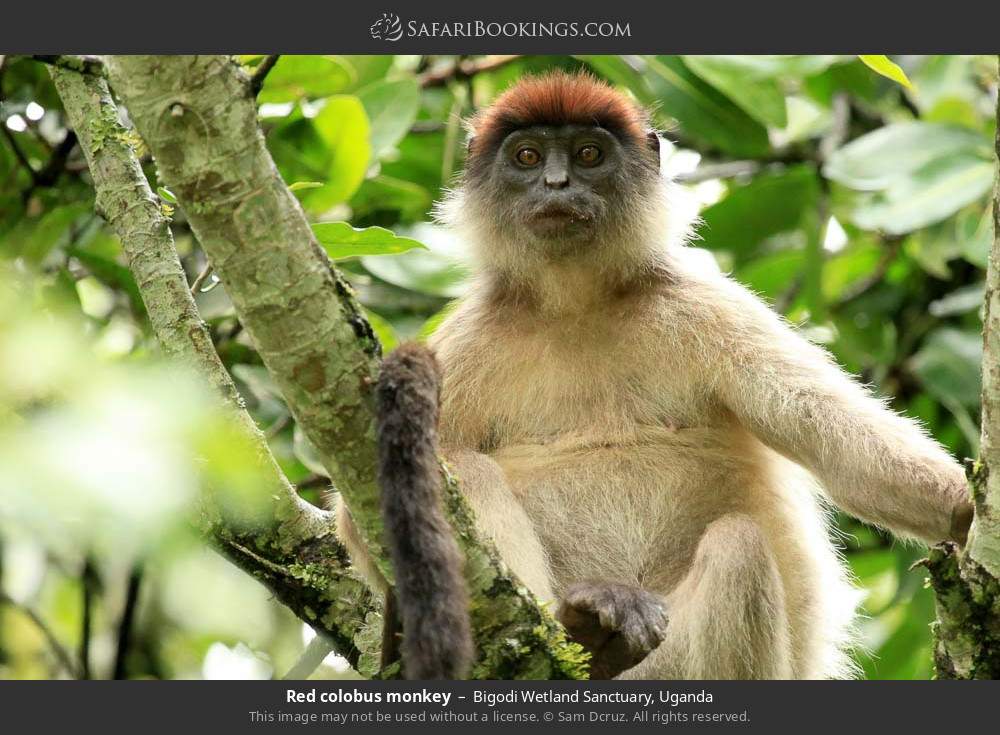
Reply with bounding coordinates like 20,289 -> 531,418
471,124 -> 653,253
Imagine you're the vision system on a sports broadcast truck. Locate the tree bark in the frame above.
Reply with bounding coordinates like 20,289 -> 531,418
48,65 -> 381,674
102,55 -> 585,679
926,56 -> 1000,679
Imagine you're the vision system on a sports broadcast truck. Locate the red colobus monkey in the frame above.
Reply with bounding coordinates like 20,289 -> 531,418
337,71 -> 974,680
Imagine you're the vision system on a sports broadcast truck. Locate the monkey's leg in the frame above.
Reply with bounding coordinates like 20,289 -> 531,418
334,499 -> 402,668
621,513 -> 793,680
445,449 -> 557,605
379,589 -> 403,670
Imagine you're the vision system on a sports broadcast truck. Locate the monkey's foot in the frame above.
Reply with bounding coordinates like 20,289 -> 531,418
557,581 -> 668,679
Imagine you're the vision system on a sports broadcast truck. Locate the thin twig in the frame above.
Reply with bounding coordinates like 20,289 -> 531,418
0,536 -> 6,665
79,557 -> 97,679
249,55 -> 280,97
113,566 -> 143,680
819,92 -> 851,162
410,120 -> 444,134
674,160 -> 761,184
0,591 -> 82,678
33,130 -> 77,188
833,236 -> 904,307
265,413 -> 291,439
1,126 -> 77,200
1,124 -> 37,179
420,55 -> 520,87
31,55 -> 105,76
190,262 -> 214,294
281,632 -> 337,680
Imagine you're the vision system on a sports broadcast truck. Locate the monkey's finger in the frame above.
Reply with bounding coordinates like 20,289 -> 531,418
590,632 -> 650,679
557,601 -> 613,647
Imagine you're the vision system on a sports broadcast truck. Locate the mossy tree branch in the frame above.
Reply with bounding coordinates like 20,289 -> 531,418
104,54 -> 586,679
48,65 -> 379,673
926,56 -> 1000,679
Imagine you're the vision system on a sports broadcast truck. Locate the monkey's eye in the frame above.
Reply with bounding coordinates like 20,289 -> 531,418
576,144 -> 603,166
515,147 -> 542,167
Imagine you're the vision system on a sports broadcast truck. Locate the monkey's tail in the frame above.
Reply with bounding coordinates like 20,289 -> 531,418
375,342 -> 474,679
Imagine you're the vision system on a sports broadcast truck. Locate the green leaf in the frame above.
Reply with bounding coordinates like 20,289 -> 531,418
380,130 -> 447,194
257,56 -> 354,104
905,220 -> 967,278
350,175 -> 433,221
852,153 -> 993,234
12,203 -> 90,263
736,250 -> 805,300
417,301 -> 459,341
361,248 -> 469,298
288,181 -> 323,192
67,244 -> 144,317
644,56 -> 770,157
342,56 -> 395,91
857,55 -> 914,90
824,122 -> 987,191
156,186 -> 177,203
696,166 -> 820,261
292,423 -> 328,477
358,79 -> 422,159
312,222 -> 426,260
682,56 -> 788,128
959,204 -> 994,269
822,240 -> 883,302
910,328 -> 982,408
928,283 -> 985,318
364,309 -> 398,352
306,95 -> 371,209
579,55 -> 770,157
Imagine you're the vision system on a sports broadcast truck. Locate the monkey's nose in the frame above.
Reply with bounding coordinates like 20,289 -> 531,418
544,172 -> 570,189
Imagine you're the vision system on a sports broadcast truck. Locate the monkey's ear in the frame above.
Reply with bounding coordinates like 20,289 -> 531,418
646,131 -> 661,166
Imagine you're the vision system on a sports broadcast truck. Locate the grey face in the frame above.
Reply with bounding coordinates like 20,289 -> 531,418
488,124 -> 630,245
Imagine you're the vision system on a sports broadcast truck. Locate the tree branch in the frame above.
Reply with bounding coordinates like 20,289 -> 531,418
112,565 -> 142,679
48,65 -> 379,674
1,124 -> 38,186
31,55 -> 105,76
419,55 -> 520,87
104,54 -> 586,679
189,262 -> 214,294
925,55 -> 1000,680
282,631 -> 336,680
249,55 -> 280,97
79,557 -> 97,679
0,591 -> 82,678
969,56 -> 1000,580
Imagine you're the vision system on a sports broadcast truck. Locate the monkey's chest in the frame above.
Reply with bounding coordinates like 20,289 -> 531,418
490,427 -> 761,595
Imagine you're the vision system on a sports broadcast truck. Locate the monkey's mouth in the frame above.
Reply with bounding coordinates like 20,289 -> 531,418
530,206 -> 591,225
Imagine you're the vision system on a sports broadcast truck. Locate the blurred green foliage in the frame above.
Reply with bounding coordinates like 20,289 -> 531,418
0,54 -> 996,679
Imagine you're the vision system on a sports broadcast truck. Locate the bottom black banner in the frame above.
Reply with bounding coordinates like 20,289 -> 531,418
0,680 -> 995,732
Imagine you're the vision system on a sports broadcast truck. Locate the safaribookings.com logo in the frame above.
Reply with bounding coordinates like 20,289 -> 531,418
369,14 -> 631,41
370,13 -> 404,41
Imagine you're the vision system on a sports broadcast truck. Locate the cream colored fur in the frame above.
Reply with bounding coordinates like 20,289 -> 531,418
339,176 -> 969,680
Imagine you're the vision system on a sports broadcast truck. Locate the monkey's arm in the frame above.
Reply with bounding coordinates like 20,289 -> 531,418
712,282 -> 972,545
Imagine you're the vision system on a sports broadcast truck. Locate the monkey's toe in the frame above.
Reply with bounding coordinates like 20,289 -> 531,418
557,580 -> 668,679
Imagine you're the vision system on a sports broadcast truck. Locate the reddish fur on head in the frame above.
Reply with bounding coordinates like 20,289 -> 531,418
467,71 -> 651,163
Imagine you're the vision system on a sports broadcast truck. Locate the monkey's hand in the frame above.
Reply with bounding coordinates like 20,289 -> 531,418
950,498 -> 974,546
557,581 -> 668,679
